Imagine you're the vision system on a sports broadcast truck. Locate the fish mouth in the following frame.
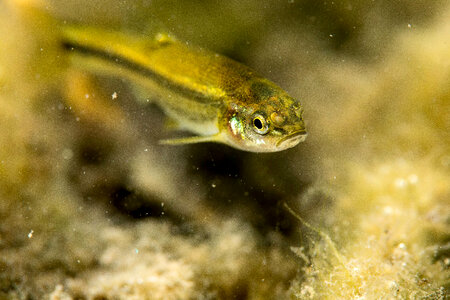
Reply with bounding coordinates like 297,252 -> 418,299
276,130 -> 307,148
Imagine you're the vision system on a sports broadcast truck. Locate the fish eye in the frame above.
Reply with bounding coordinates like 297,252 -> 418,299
252,114 -> 269,135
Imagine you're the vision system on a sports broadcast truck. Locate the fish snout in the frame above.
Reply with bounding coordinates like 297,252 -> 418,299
276,129 -> 307,149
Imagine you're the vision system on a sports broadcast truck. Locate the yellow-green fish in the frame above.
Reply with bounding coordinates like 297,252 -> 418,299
61,21 -> 307,152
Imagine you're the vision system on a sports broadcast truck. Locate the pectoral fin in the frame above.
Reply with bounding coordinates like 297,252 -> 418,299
164,117 -> 181,131
159,134 -> 222,145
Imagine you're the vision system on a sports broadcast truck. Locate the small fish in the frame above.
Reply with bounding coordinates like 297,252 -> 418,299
60,23 -> 307,152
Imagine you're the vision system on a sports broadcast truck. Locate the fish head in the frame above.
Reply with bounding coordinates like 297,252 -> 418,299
220,79 -> 307,152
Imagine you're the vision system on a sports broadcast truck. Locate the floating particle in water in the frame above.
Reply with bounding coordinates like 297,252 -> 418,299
394,178 -> 407,188
62,148 -> 73,160
408,174 -> 418,184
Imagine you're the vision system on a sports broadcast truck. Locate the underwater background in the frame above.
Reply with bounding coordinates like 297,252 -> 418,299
0,0 -> 449,299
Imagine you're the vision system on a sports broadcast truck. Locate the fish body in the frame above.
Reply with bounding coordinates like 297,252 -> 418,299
61,25 -> 307,152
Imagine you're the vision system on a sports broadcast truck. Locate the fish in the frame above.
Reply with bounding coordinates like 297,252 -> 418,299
25,2 -> 307,152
